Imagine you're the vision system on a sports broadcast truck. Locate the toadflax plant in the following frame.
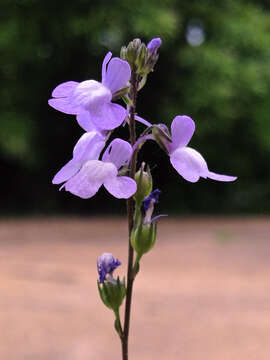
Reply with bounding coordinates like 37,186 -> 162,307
49,37 -> 237,360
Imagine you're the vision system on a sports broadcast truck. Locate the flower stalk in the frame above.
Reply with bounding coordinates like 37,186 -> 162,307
48,36 -> 237,360
122,70 -> 139,360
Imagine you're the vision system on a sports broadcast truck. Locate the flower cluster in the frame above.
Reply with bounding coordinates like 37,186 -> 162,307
49,37 -> 238,351
49,38 -> 236,201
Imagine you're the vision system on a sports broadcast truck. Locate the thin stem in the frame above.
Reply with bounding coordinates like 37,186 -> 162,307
121,71 -> 139,360
114,308 -> 124,339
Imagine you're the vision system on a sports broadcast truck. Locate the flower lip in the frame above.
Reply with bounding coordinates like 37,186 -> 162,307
168,115 -> 237,183
72,80 -> 112,111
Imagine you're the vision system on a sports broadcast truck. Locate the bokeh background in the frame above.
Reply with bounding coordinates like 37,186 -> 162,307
1,1 -> 270,360
2,0 -> 270,216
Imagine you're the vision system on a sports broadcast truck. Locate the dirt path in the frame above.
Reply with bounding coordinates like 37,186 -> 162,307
0,217 -> 269,360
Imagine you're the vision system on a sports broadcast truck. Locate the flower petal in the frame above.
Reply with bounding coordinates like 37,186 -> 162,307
103,58 -> 131,94
48,98 -> 80,115
89,103 -> 126,130
76,110 -> 99,132
102,52 -> 112,82
135,115 -> 151,127
104,176 -> 137,199
73,131 -> 105,162
170,115 -> 195,152
64,160 -> 117,199
170,146 -> 208,183
52,81 -> 79,98
52,159 -> 81,184
207,171 -> 237,182
102,138 -> 132,169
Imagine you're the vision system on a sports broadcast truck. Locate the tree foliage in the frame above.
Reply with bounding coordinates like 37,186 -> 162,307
1,0 -> 270,214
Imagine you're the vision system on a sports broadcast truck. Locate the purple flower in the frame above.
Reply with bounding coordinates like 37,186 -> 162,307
48,52 -> 131,131
97,253 -> 121,283
143,189 -> 161,212
54,136 -> 137,199
143,189 -> 166,225
52,130 -> 106,186
167,116 -> 237,183
147,38 -> 162,55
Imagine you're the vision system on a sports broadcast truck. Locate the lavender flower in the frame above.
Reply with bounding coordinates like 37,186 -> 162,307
143,189 -> 166,225
166,116 -> 237,183
143,189 -> 160,212
147,37 -> 162,55
54,137 -> 137,199
52,131 -> 106,185
97,253 -> 121,283
48,52 -> 131,131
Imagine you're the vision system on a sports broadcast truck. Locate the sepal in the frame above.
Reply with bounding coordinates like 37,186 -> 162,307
131,222 -> 157,258
97,277 -> 126,312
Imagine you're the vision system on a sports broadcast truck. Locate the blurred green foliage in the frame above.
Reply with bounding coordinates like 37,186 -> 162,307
1,0 -> 270,215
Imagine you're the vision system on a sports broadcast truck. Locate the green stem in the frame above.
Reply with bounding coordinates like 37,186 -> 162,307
121,70 -> 139,360
114,308 -> 124,339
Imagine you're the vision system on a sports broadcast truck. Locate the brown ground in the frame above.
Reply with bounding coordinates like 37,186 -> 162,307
0,216 -> 270,360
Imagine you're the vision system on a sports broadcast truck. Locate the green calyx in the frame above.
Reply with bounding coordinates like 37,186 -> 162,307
97,277 -> 126,312
131,221 -> 157,259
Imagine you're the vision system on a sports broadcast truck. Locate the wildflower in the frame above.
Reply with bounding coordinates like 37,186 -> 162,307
97,253 -> 126,313
131,189 -> 166,259
48,52 -> 131,131
52,131 -> 106,185
97,253 -> 121,283
55,138 -> 137,199
165,116 -> 237,183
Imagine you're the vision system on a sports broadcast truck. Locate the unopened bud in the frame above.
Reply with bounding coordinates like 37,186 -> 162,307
126,38 -> 142,69
135,43 -> 147,74
120,46 -> 127,60
133,163 -> 153,204
147,37 -> 162,55
97,253 -> 126,311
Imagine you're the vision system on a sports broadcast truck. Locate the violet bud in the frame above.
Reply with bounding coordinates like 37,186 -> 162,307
147,37 -> 162,56
97,253 -> 126,311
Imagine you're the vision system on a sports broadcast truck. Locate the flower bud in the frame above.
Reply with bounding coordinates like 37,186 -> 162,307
147,37 -> 162,56
152,124 -> 172,153
126,38 -> 142,69
120,46 -> 127,60
97,253 -> 126,311
133,163 -> 153,204
135,43 -> 147,74
140,37 -> 162,75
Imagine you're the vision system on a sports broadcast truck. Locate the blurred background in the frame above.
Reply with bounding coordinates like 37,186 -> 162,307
1,2 -> 270,360
2,0 -> 270,216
